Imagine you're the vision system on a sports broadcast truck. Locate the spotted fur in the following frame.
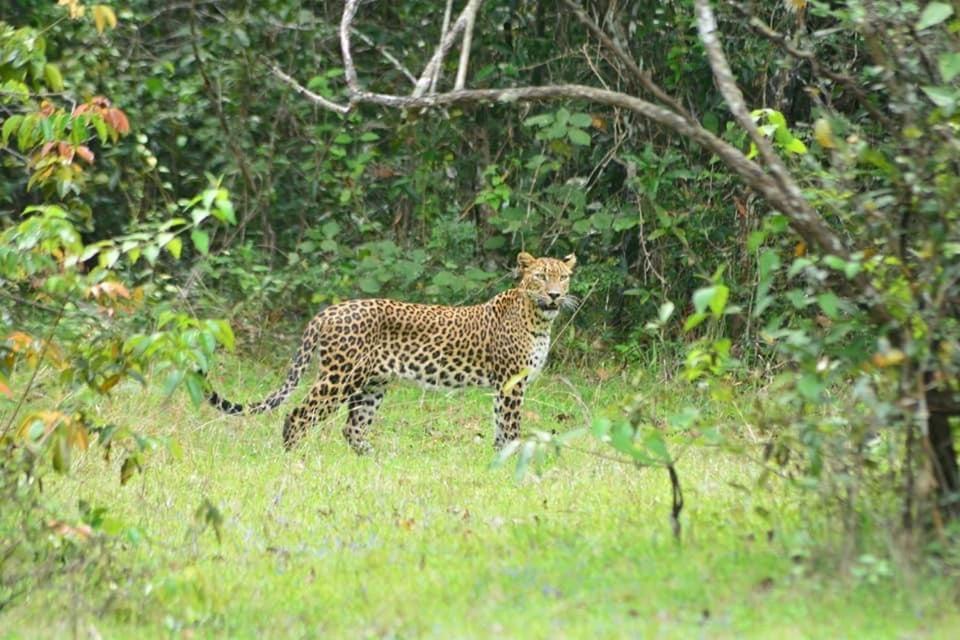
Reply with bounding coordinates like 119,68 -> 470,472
208,252 -> 577,453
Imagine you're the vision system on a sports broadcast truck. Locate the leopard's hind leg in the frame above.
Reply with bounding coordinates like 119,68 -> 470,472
343,383 -> 386,455
282,373 -> 348,450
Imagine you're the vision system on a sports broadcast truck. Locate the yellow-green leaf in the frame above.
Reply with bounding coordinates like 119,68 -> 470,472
813,118 -> 835,149
502,367 -> 531,393
92,4 -> 118,34
191,229 -> 209,255
43,64 -> 64,91
166,236 -> 182,259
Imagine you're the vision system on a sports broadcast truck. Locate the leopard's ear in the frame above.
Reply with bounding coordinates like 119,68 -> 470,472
517,252 -> 536,271
562,253 -> 577,270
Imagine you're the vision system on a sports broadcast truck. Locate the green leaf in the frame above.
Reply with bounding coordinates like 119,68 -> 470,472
642,431 -> 671,464
797,373 -> 824,401
746,230 -> 766,252
567,128 -> 591,146
823,255 -> 847,272
143,244 -> 160,265
542,123 -> 567,140
692,287 -> 713,315
693,285 -> 729,316
916,2 -> 953,30
758,249 -> 781,280
683,312 -> 707,331
213,198 -> 236,224
191,207 -> 210,225
709,284 -> 729,316
206,319 -> 235,351
783,137 -> 807,154
102,248 -> 120,268
658,301 -> 675,323
569,112 -> 593,128
358,276 -> 381,293
938,52 -> 960,83
765,109 -> 787,128
523,113 -> 554,127
166,236 -> 182,259
816,292 -> 841,319
191,229 -> 209,255
591,417 -> 612,438
590,212 -> 612,229
2,114 -> 23,145
502,367 -> 531,393
163,368 -> 185,398
43,63 -> 63,91
185,372 -> 205,407
39,116 -> 53,142
921,85 -> 957,109
667,407 -> 700,430
322,221 -> 340,238
52,433 -> 69,473
93,117 -> 108,144
120,455 -> 139,485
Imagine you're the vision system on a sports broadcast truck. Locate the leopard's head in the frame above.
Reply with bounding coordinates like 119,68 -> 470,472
516,251 -> 577,319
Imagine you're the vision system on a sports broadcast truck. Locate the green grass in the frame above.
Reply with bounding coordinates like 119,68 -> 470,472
2,357 -> 958,639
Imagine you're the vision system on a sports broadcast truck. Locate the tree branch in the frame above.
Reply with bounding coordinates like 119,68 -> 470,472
454,0 -> 482,90
267,63 -> 350,114
431,0 -> 455,92
411,0 -> 485,97
339,0 -> 362,93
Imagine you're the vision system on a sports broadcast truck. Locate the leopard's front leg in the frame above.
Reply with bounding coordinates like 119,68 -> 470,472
493,379 -> 525,450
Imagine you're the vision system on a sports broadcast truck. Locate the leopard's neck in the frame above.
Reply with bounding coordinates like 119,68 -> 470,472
492,288 -> 556,332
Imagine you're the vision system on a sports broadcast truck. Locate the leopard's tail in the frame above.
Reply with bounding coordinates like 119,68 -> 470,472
207,313 -> 325,416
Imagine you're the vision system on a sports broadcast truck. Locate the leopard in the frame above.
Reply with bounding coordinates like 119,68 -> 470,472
206,251 -> 577,454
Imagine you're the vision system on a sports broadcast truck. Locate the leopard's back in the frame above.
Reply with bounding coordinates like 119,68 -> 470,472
319,296 -> 524,390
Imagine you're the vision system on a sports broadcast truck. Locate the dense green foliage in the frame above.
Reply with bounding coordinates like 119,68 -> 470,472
1,0 -> 958,633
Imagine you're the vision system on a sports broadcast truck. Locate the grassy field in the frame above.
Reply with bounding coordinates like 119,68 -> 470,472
2,356 -> 958,639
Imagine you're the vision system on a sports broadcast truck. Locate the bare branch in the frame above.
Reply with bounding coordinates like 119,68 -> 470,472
268,63 -> 350,114
348,83 -> 781,194
340,0 -> 362,93
431,0 -> 455,93
454,0 -> 482,90
412,0 -> 485,97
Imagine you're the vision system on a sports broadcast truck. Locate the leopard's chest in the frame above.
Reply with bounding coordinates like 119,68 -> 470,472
527,332 -> 551,380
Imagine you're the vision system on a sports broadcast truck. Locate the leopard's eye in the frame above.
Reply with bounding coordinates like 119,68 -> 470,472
534,272 -> 546,281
